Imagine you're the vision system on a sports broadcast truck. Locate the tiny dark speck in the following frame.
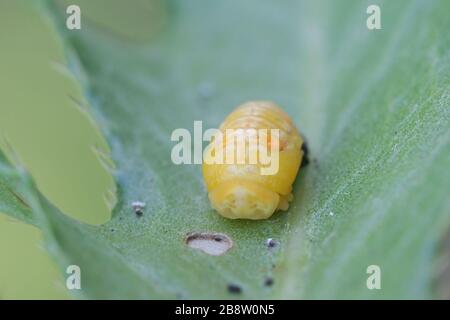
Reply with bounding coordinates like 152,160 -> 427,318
135,210 -> 143,217
264,277 -> 274,287
110,228 -> 115,232
266,238 -> 277,248
227,284 -> 242,294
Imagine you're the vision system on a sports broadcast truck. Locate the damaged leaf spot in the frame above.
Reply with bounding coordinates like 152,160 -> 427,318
185,232 -> 233,256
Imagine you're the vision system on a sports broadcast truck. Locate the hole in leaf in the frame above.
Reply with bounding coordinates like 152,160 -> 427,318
185,232 -> 233,256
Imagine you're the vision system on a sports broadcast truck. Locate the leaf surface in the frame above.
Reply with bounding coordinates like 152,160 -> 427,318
3,0 -> 449,298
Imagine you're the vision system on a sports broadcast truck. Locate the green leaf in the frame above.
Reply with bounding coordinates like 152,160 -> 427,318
5,0 -> 448,298
0,150 -> 35,226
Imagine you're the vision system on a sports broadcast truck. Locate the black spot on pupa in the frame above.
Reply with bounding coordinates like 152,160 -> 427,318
227,283 -> 242,294
300,141 -> 310,168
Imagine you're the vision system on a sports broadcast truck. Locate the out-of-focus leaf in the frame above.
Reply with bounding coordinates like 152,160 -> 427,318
0,150 -> 35,225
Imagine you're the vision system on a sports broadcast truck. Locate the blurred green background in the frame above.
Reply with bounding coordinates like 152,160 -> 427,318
0,0 -> 112,299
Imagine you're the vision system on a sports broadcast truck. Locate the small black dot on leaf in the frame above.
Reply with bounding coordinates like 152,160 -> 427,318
227,283 -> 242,294
266,238 -> 278,248
264,277 -> 274,287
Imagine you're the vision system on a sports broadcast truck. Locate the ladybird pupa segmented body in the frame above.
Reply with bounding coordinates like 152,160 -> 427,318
202,101 -> 303,220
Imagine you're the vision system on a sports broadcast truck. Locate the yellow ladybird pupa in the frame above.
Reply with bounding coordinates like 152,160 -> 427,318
202,101 -> 304,220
